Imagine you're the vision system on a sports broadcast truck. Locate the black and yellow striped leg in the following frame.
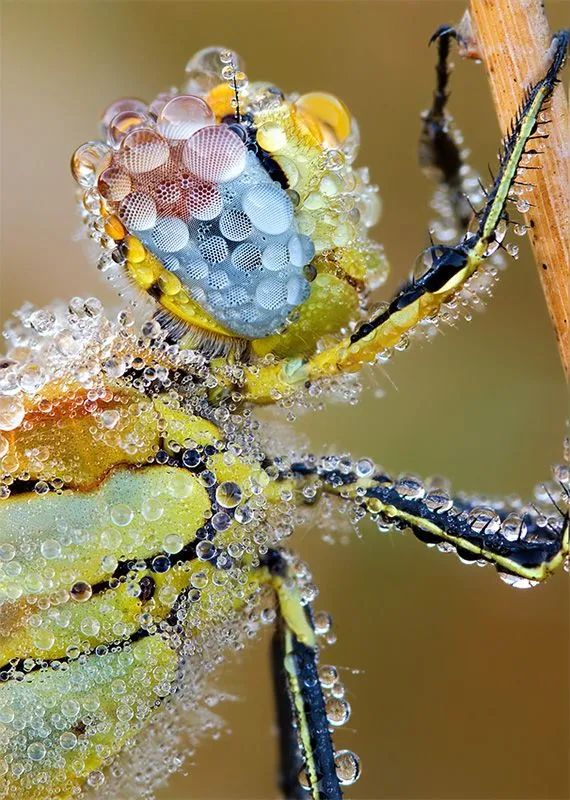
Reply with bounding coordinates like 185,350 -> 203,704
288,462 -> 569,586
271,624 -> 305,800
261,551 -> 343,800
235,30 -> 569,404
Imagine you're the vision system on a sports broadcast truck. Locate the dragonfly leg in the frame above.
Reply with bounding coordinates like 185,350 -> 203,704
285,458 -> 569,586
230,31 -> 568,405
259,549 -> 343,800
419,25 -> 480,239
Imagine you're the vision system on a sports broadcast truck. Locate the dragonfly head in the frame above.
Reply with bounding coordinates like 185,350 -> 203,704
72,47 -> 386,358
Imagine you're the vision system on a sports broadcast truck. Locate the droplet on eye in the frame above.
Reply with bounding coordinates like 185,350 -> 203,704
158,95 -> 215,141
151,216 -> 190,252
255,277 -> 288,310
183,180 -> 223,221
183,125 -> 246,183
98,166 -> 132,202
120,128 -> 170,174
287,234 -> 315,267
208,269 -> 230,291
261,243 -> 290,272
219,209 -> 253,242
71,141 -> 110,187
119,192 -> 157,231
154,179 -> 181,209
107,109 -> 151,147
286,275 -> 310,305
101,97 -> 148,134
224,285 -> 250,307
182,253 -> 209,282
232,242 -> 262,273
200,235 -> 229,265
242,183 -> 293,235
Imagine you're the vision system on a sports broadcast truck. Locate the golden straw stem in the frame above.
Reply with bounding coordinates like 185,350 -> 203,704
468,0 -> 570,380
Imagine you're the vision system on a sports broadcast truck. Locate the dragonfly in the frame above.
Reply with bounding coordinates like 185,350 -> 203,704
0,23 -> 568,800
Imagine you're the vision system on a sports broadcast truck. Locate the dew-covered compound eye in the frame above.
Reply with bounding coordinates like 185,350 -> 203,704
72,47 -> 384,348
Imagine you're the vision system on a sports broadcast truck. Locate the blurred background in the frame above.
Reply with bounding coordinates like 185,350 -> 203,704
1,2 -> 569,798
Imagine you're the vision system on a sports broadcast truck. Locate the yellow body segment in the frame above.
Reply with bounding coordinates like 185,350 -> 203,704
0,634 -> 179,799
0,377 -> 278,798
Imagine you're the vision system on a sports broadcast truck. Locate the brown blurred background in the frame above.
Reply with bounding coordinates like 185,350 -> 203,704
1,2 -> 569,798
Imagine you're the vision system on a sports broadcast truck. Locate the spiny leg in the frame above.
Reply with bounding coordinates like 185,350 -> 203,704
227,30 -> 569,405
260,550 -> 343,800
281,457 -> 569,587
419,25 -> 475,237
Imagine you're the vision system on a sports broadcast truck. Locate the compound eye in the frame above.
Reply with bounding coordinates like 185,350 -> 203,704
82,92 -> 316,340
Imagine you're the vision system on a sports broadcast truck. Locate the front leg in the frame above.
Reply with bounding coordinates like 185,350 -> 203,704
227,31 -> 568,405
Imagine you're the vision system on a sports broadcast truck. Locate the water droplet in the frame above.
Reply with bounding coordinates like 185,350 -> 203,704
424,489 -> 453,513
0,543 -> 16,562
110,504 -> 134,526
501,513 -> 526,542
100,409 -> 121,429
212,511 -> 231,532
40,539 -> 61,560
313,610 -> 332,636
71,141 -> 110,187
319,664 -> 339,688
334,749 -> 361,785
234,504 -> 254,524
356,458 -> 374,478
142,497 -> 164,522
196,540 -> 215,561
326,697 -> 351,727
0,396 -> 24,431
26,742 -> 46,762
498,572 -> 538,590
395,474 -> 425,500
87,770 -> 105,788
163,533 -> 184,554
554,464 -> 570,486
297,767 -> 311,792
152,555 -> 171,573
70,581 -> 93,602
467,506 -> 501,535
216,481 -> 243,509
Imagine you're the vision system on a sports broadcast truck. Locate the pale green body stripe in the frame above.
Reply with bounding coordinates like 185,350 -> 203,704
481,87 -> 549,241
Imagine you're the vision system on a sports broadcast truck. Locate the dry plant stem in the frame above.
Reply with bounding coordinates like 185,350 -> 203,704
468,0 -> 570,381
